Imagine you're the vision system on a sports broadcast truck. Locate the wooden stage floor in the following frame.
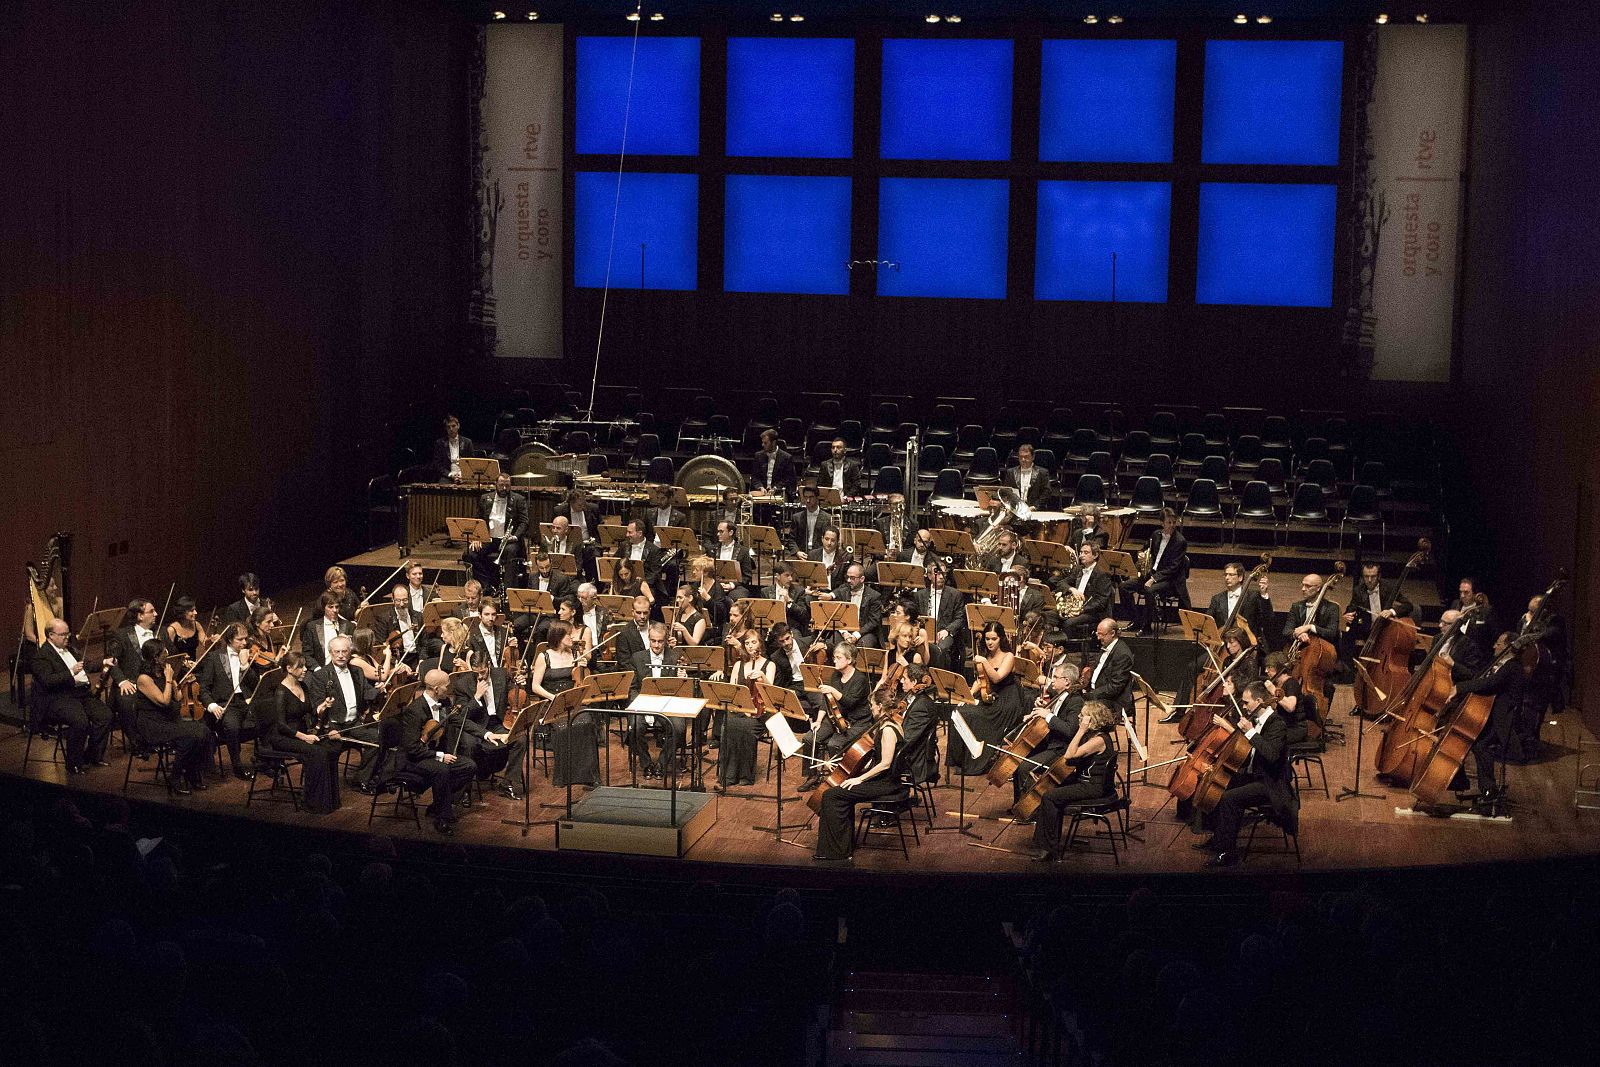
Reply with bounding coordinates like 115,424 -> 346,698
4,685 -> 1595,879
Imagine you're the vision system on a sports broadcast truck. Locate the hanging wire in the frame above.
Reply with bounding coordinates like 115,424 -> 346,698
584,0 -> 645,420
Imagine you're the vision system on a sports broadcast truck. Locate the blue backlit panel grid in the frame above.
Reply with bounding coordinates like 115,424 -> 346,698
1201,40 -> 1344,165
726,37 -> 855,158
1035,181 -> 1171,302
1039,40 -> 1177,164
880,39 -> 1014,161
724,175 -> 852,295
877,178 -> 1010,299
1196,182 -> 1337,307
574,172 -> 699,291
576,36 -> 701,156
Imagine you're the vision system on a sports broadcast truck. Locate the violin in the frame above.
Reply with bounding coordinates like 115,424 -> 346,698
503,638 -> 531,731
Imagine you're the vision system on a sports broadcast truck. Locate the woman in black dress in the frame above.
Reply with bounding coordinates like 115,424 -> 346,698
612,557 -> 655,610
964,622 -> 1026,775
670,585 -> 707,646
718,630 -> 775,788
813,667 -> 914,863
132,639 -> 213,794
530,621 -> 597,788
1027,700 -> 1119,862
163,596 -> 210,659
257,651 -> 343,814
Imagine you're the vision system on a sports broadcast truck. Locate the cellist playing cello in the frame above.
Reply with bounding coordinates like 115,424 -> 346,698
812,663 -> 918,864
1193,682 -> 1296,869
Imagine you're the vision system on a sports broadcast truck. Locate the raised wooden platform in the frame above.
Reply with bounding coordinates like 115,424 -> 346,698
4,683 -> 1592,879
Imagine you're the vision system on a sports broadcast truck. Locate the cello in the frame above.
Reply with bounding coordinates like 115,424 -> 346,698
804,677 -> 921,814
986,666 -> 1088,788
1351,540 -> 1431,717
1287,563 -> 1344,720
1373,597 -> 1483,784
1165,715 -> 1254,815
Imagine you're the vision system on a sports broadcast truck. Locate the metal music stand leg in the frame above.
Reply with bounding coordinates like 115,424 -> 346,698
500,723 -> 558,835
1335,701 -> 1386,802
929,765 -> 980,839
753,740 -> 809,838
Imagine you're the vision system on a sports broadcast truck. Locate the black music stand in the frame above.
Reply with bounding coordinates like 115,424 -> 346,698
740,523 -> 784,591
530,683 -> 597,822
929,667 -> 981,839
1336,661 -> 1387,803
753,681 -> 817,840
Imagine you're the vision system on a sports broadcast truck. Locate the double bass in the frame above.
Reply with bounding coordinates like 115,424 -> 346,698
1287,563 -> 1345,718
1351,540 -> 1431,716
1409,576 -> 1565,807
1374,597 -> 1483,784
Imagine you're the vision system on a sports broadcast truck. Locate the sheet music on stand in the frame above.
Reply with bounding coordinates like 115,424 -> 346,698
423,599 -> 465,630
582,671 -> 635,705
787,559 -> 829,590
1023,538 -> 1074,572
954,568 -> 1000,602
928,667 -> 976,706
655,525 -> 700,555
701,680 -> 760,717
927,527 -> 978,559
739,524 -> 784,556
596,524 -> 627,550
799,662 -> 837,690
1100,550 -> 1138,581
675,645 -> 725,676
711,559 -> 743,583
446,517 -> 491,543
77,607 -> 126,649
595,594 -> 634,616
639,675 -> 696,699
545,552 -> 579,576
964,602 -> 1016,634
809,600 -> 859,637
840,527 -> 885,557
505,588 -> 556,617
737,598 -> 787,628
756,679 -> 811,724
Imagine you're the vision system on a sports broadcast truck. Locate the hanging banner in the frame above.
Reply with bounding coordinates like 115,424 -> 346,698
1369,24 -> 1469,382
476,24 -> 563,359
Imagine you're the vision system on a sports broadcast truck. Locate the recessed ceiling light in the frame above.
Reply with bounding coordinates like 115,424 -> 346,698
1256,14 -> 1272,23
526,11 -> 538,19
945,14 -> 961,22
1375,13 -> 1389,23
625,11 -> 640,20
649,11 -> 665,20
1108,14 -> 1124,24
1415,12 -> 1429,22
492,10 -> 506,19
789,13 -> 804,20
770,11 -> 783,20
925,13 -> 942,22
1234,13 -> 1248,23
1084,14 -> 1099,24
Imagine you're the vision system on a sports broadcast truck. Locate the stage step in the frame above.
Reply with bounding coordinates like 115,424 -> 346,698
828,972 -> 1022,1067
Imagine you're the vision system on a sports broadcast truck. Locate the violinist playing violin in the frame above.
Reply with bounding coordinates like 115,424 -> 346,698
376,584 -> 428,673
1025,699 -> 1118,863
305,635 -> 382,792
401,669 -> 480,835
812,664 -> 917,864
1194,681 -> 1296,869
197,623 -> 261,781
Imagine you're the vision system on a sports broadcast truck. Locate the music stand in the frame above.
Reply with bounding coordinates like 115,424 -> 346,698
422,600 -> 465,632
954,569 -> 1000,603
446,517 -> 491,544
596,524 -> 627,552
787,559 -> 829,591
927,527 -> 978,561
799,662 -> 837,691
817,487 -> 844,508
840,527 -> 885,558
1178,609 -> 1221,651
700,679 -> 770,799
876,561 -> 926,593
640,676 -> 696,698
656,525 -> 700,559
595,594 -> 634,617
546,552 -> 579,577
675,645 -> 724,678
530,683 -> 595,821
618,694 -> 706,823
754,680 -> 815,839
595,556 -> 621,589
505,588 -> 556,619
740,524 -> 784,589
1128,671 -> 1169,788
1099,550 -> 1138,581
457,457 -> 501,485
77,608 -> 126,668
808,600 -> 859,645
927,668 -> 981,838
1337,660 -> 1389,804
1023,539 -> 1074,575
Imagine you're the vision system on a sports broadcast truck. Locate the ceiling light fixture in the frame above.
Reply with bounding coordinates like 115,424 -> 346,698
945,14 -> 961,22
526,11 -> 538,19
1256,14 -> 1272,23
925,13 -> 942,23
492,10 -> 507,19
1084,14 -> 1099,24
789,13 -> 804,20
770,11 -> 783,20
1233,14 -> 1249,24
1108,14 -> 1124,24
1375,13 -> 1389,23
649,11 -> 664,20
1415,13 -> 1429,22
626,11 -> 640,20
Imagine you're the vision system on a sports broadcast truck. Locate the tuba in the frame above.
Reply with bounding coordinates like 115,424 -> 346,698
972,488 -> 1018,558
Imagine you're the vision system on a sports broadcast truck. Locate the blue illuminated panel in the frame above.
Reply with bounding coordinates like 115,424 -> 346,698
725,175 -> 851,295
1197,183 -> 1336,307
1040,40 -> 1176,163
881,39 -> 1014,161
576,37 -> 700,156
727,38 -> 854,158
1035,181 -> 1171,302
574,172 -> 698,291
1202,40 -> 1343,165
878,178 -> 1009,299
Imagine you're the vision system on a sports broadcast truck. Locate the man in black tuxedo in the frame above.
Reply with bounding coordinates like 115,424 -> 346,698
897,526 -> 937,569
1126,509 -> 1190,634
1199,681 -> 1296,867
30,618 -> 114,773
611,596 -> 652,667
985,529 -> 1024,577
763,563 -> 812,636
429,414 -> 475,481
1002,442 -> 1052,509
1449,576 -> 1500,662
219,572 -> 264,626
462,473 -> 528,593
751,428 -> 798,499
445,657 -> 527,800
1282,573 -> 1341,650
627,623 -> 686,779
1080,618 -> 1135,716
552,490 -> 602,582
1208,561 -> 1275,650
1011,661 -> 1084,802
830,563 -> 883,649
709,520 -> 755,600
1053,542 -> 1115,644
817,438 -> 861,497
108,599 -> 161,733
300,592 -> 354,670
464,598 -> 514,702
375,585 -> 430,672
513,551 -> 574,642
1341,561 -> 1413,660
787,484 -> 834,556
198,623 -> 261,780
306,635 -> 381,787
402,669 -> 480,834
914,564 -> 966,666
617,518 -> 665,596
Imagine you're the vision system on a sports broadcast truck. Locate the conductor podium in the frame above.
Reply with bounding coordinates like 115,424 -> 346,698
555,693 -> 718,858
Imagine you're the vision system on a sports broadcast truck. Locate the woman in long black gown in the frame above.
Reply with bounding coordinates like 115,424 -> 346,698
257,651 -> 343,814
718,630 -> 775,788
530,621 -> 598,788
132,639 -> 213,794
963,622 -> 1027,776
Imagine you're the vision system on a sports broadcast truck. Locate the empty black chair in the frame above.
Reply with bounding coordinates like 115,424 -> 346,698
1177,432 -> 1208,470
1047,406 -> 1075,436
586,453 -> 609,475
1031,447 -> 1058,475
892,421 -> 921,451
1098,407 -> 1127,444
1146,453 -> 1176,490
1261,416 -> 1293,463
1298,436 -> 1330,471
917,443 -> 947,484
871,466 -> 906,496
838,418 -> 864,450
871,401 -> 900,433
923,428 -> 958,454
1183,478 -> 1223,543
989,429 -> 1019,461
1065,427 -> 1099,466
814,398 -> 842,432
645,456 -> 674,484
1232,434 -> 1264,473
1201,413 -> 1230,448
1074,474 -> 1108,507
1147,411 -> 1179,449
1231,479 -> 1277,544
627,432 -> 661,471
1017,425 -> 1041,448
864,441 -> 892,475
562,429 -> 592,454
1340,483 -> 1385,551
1358,459 -> 1391,499
809,438 -> 833,468
779,416 -> 805,447
1258,456 -> 1288,495
929,403 -> 957,434
1129,476 -> 1165,515
1198,454 -> 1229,487
1288,482 -> 1332,546
1119,430 -> 1152,471
967,446 -> 1000,484
1302,458 -> 1339,500
931,467 -> 965,500
953,423 -> 987,461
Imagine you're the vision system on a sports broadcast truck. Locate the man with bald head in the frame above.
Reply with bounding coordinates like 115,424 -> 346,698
402,669 -> 480,834
30,618 -> 115,773
1283,573 -> 1340,649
